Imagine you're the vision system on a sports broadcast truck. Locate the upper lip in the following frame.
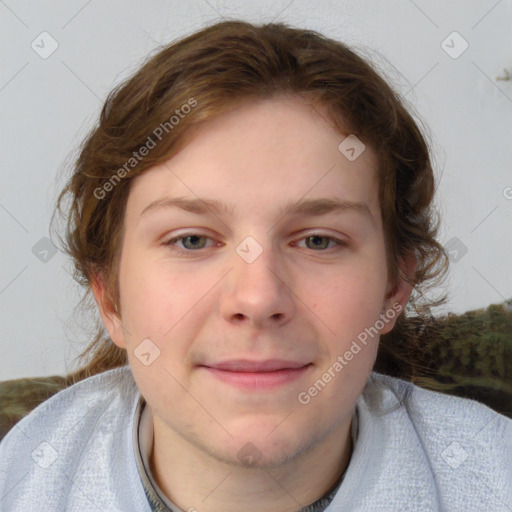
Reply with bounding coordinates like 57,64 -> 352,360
203,359 -> 311,372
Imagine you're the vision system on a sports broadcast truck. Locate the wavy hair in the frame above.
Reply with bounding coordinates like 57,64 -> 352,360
52,20 -> 449,384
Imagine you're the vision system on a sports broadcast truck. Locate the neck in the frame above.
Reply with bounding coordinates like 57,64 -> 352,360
149,410 -> 353,512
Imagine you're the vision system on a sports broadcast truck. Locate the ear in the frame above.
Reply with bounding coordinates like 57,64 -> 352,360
379,252 -> 417,335
91,272 -> 127,349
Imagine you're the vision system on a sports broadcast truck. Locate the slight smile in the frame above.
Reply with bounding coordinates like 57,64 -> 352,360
198,360 -> 313,391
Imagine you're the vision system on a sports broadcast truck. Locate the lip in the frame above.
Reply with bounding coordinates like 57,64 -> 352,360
206,359 -> 309,372
199,359 -> 312,390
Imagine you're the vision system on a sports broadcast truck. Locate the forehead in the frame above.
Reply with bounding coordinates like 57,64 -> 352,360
126,96 -> 381,222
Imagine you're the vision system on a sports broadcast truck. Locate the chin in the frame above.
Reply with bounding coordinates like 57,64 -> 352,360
215,421 -> 321,469
211,440 -> 307,470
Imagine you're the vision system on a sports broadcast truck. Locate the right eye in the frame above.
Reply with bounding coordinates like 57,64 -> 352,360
162,233 -> 219,254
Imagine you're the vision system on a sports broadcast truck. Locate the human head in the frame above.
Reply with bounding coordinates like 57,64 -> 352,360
55,19 -> 447,383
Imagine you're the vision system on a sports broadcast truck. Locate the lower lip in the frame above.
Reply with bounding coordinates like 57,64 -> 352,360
201,365 -> 312,390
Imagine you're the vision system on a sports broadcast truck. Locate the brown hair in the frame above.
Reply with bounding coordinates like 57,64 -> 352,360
53,20 -> 448,385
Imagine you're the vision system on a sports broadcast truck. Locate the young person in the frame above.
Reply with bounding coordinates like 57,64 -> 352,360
1,20 -> 510,512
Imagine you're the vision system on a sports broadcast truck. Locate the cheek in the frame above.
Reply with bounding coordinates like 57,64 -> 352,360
117,253 -> 184,341
315,263 -> 388,328
309,271 -> 385,400
307,265 -> 388,381
118,262 -> 199,402
118,255 -> 215,365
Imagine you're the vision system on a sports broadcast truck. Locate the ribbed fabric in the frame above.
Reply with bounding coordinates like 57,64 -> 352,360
1,366 -> 510,511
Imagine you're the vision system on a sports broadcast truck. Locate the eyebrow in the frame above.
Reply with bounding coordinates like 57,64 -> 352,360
139,196 -> 373,220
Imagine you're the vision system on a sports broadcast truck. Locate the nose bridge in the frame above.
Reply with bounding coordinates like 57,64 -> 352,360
232,234 -> 283,293
221,234 -> 294,325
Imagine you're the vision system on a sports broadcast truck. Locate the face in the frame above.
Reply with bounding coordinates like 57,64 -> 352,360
94,96 -> 411,468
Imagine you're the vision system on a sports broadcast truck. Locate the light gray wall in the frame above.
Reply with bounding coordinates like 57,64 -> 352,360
1,0 -> 511,379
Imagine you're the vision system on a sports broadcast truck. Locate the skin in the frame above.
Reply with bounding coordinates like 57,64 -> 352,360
93,95 -> 414,512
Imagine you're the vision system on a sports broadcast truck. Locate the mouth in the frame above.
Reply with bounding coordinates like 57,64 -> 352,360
198,359 -> 313,390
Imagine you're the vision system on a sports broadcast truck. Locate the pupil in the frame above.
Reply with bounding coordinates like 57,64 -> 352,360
185,235 -> 203,249
309,236 -> 327,249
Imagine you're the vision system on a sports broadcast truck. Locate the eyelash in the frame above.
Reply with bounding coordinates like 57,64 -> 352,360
162,232 -> 346,255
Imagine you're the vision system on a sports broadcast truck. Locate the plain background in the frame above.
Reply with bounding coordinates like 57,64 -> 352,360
1,0 -> 511,380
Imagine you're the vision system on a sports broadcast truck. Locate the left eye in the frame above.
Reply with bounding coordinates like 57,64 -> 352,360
294,235 -> 343,250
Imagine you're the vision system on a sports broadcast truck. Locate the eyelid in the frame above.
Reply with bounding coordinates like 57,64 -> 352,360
163,231 -> 219,248
292,232 -> 346,250
162,230 -> 348,253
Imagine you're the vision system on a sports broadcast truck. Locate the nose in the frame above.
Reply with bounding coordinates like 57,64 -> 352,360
220,242 -> 296,329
